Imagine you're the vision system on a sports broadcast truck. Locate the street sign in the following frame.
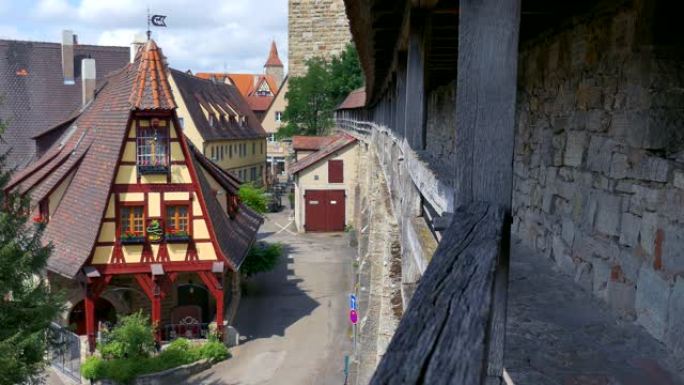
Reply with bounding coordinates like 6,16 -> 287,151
349,293 -> 357,310
349,309 -> 358,324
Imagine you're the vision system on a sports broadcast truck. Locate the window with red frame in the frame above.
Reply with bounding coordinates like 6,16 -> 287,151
166,205 -> 189,234
121,206 -> 144,236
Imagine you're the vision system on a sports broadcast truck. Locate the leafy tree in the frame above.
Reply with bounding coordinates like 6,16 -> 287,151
281,43 -> 363,137
98,312 -> 155,359
0,120 -> 62,385
241,242 -> 282,278
238,183 -> 268,213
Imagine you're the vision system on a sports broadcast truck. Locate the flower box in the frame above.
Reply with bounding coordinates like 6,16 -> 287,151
121,234 -> 145,244
138,164 -> 169,175
165,232 -> 190,243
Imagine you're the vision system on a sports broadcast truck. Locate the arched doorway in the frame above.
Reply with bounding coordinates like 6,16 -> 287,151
68,298 -> 117,335
177,284 -> 210,322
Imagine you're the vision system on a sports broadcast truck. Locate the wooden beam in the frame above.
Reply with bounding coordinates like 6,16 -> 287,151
370,202 -> 506,384
404,9 -> 430,150
454,0 -> 521,211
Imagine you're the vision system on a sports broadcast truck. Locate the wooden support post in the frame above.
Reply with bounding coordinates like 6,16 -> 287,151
151,285 -> 162,343
197,271 -> 225,338
84,289 -> 96,353
405,9 -> 428,150
215,288 -> 224,336
453,0 -> 521,384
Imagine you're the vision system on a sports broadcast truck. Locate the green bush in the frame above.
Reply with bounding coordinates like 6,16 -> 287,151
241,242 -> 282,277
199,340 -> 230,363
82,338 -> 231,384
98,312 -> 155,359
238,183 -> 268,213
81,356 -> 104,380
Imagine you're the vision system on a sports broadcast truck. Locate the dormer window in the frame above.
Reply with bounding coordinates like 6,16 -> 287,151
137,118 -> 169,174
208,114 -> 215,128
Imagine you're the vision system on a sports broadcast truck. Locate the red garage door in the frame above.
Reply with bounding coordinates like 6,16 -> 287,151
304,190 -> 346,232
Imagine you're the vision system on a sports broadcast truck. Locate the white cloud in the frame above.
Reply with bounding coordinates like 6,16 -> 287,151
10,0 -> 288,73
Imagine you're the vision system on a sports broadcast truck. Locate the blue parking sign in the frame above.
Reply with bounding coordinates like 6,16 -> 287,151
349,293 -> 357,310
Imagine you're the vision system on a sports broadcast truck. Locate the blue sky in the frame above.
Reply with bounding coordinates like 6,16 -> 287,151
0,0 -> 288,73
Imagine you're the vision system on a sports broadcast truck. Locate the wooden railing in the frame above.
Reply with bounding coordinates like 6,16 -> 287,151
369,202 -> 509,385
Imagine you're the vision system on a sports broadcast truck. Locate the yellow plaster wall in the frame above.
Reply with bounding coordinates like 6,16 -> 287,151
165,192 -> 190,201
105,195 -> 116,219
167,243 -> 188,262
196,242 -> 217,261
92,246 -> 113,264
120,192 -> 144,202
170,142 -> 184,161
140,174 -> 167,184
296,150 -> 315,161
168,75 -> 204,150
115,165 -> 137,184
170,165 -> 192,184
122,245 -> 142,263
262,78 -> 288,134
206,138 -> 267,173
122,142 -> 136,162
48,170 -> 75,218
193,219 -> 209,239
148,193 -> 161,217
192,192 -> 203,215
97,222 -> 115,243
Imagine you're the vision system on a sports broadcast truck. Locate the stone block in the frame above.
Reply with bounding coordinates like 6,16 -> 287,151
639,212 -> 659,257
561,218 -> 576,245
635,266 -> 671,340
674,170 -> 684,190
586,135 -> 615,175
662,223 -> 684,274
609,153 -> 629,179
592,257 -> 611,299
630,185 -> 661,213
553,235 -> 574,275
617,247 -> 643,283
619,212 -> 640,247
595,193 -> 621,237
628,155 -> 670,183
666,277 -> 684,356
607,279 -> 636,319
564,131 -> 587,167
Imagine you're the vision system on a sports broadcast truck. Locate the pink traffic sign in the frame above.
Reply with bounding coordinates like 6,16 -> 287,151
349,309 -> 358,324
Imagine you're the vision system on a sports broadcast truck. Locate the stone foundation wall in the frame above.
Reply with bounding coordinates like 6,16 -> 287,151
512,3 -> 684,354
288,0 -> 351,77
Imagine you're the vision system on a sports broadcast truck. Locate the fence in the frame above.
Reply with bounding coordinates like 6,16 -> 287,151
48,323 -> 82,384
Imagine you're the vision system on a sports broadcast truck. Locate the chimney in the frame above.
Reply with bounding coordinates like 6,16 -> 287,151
81,58 -> 96,106
130,33 -> 146,63
61,30 -> 75,85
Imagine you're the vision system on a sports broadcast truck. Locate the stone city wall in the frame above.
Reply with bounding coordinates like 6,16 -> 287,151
288,0 -> 351,77
512,4 -> 684,354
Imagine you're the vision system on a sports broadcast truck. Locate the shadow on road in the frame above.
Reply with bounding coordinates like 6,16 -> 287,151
235,244 -> 319,342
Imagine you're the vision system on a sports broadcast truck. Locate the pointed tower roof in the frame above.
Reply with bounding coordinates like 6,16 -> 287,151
129,39 -> 176,110
264,41 -> 283,67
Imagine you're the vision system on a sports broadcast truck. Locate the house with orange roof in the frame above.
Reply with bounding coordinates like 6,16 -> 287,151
7,39 -> 263,353
196,41 -> 285,122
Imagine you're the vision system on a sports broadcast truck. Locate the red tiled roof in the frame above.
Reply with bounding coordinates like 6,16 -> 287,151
265,41 -> 283,67
0,39 -> 129,169
337,87 -> 366,110
170,69 -> 267,141
129,40 -> 176,110
9,40 -> 261,278
194,72 -> 277,113
289,134 -> 358,175
292,135 -> 337,151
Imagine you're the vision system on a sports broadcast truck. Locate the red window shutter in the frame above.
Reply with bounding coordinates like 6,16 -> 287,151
328,160 -> 344,183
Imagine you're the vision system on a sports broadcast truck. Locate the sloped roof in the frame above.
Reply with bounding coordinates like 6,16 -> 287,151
129,40 -> 176,110
0,39 -> 129,169
292,135 -> 337,151
189,145 -> 263,269
170,69 -> 266,141
265,41 -> 283,67
337,87 -> 366,110
289,134 -> 358,175
8,40 -> 261,278
194,73 -> 278,113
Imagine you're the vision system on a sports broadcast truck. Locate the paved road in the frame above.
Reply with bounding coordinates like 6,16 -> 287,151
190,208 -> 355,385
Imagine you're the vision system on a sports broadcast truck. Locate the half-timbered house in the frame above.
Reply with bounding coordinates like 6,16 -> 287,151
6,39 -> 263,352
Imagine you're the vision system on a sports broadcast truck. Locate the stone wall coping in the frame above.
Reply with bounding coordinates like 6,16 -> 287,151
96,358 -> 212,385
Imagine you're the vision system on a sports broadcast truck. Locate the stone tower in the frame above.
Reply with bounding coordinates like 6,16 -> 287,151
264,41 -> 284,87
288,0 -> 351,77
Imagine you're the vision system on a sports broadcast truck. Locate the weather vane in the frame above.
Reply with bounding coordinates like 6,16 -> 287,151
146,7 -> 168,40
